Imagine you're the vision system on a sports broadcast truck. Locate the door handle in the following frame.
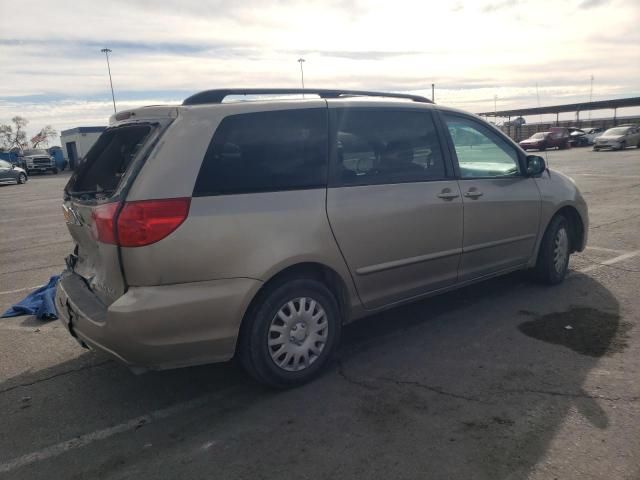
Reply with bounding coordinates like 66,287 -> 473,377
437,190 -> 460,200
464,190 -> 484,198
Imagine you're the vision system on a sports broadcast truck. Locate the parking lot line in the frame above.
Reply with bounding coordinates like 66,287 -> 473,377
0,387 -> 238,475
578,250 -> 640,274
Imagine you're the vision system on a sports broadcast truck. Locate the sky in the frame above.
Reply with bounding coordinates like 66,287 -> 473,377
1,0 -> 639,146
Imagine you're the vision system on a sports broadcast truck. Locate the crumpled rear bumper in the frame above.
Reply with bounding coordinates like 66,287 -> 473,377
55,271 -> 261,371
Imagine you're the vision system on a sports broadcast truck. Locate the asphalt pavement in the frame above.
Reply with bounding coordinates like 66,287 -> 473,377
1,147 -> 639,480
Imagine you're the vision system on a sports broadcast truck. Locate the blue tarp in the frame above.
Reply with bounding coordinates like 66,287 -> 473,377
2,275 -> 60,321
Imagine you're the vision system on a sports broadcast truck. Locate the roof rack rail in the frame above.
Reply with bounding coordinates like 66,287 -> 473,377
182,88 -> 433,105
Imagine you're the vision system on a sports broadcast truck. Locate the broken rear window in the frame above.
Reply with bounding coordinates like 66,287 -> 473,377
69,125 -> 152,196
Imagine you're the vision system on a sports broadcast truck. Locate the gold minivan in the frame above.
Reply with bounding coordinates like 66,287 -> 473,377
56,89 -> 588,387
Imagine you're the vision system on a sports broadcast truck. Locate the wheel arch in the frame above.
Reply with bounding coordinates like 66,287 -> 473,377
554,205 -> 585,253
236,262 -> 353,356
535,206 -> 585,261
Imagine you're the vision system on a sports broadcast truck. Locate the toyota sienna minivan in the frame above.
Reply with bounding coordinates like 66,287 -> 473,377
56,88 -> 588,387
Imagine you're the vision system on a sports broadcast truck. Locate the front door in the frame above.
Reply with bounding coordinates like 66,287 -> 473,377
441,113 -> 541,282
326,107 -> 463,309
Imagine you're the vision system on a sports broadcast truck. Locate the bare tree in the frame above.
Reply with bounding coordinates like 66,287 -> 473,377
31,125 -> 58,148
0,116 -> 29,150
0,124 -> 12,150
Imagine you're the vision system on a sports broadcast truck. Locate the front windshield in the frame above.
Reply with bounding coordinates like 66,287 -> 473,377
604,127 -> 629,136
531,133 -> 545,139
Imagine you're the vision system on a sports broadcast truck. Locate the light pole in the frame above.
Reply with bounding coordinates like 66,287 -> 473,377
588,74 -> 594,120
494,95 -> 498,124
101,48 -> 117,113
297,58 -> 306,98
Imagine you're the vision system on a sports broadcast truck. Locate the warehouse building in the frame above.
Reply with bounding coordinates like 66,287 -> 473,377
59,126 -> 106,169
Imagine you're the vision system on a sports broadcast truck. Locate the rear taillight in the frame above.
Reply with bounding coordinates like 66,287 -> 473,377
117,198 -> 191,247
91,202 -> 119,244
91,198 -> 190,247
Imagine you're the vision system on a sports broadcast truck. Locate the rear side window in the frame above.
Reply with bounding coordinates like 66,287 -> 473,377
69,125 -> 152,195
331,109 -> 446,186
194,109 -> 328,196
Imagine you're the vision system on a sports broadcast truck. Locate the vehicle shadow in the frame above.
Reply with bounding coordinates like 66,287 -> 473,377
0,271 -> 622,480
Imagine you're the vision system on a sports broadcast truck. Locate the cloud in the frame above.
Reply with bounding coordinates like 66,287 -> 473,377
481,0 -> 520,13
578,0 -> 608,8
0,0 -> 638,139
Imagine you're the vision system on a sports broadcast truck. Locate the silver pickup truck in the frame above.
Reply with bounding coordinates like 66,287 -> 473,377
23,149 -> 58,174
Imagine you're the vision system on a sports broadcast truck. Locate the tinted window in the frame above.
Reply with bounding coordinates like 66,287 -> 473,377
69,125 -> 152,195
443,114 -> 520,178
194,109 -> 328,196
331,109 -> 446,186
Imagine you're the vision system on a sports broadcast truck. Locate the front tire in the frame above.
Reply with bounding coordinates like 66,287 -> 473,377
239,278 -> 341,388
17,173 -> 27,184
534,215 -> 571,285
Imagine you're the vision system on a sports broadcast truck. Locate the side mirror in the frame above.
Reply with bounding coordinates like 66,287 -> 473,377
526,155 -> 546,176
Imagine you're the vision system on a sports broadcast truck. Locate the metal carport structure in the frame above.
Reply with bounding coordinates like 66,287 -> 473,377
477,97 -> 640,126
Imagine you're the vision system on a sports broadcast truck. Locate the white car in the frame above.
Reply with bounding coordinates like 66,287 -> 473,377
593,126 -> 640,151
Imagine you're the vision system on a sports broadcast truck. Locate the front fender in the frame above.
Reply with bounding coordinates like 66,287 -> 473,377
528,169 -> 589,266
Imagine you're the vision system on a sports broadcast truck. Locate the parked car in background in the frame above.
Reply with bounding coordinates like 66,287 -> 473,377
23,149 -> 58,174
548,127 -> 571,149
519,128 -> 570,151
519,132 -> 552,151
55,88 -> 589,387
568,127 -> 589,147
0,159 -> 28,185
593,126 -> 640,151
0,150 -> 26,169
579,127 -> 604,144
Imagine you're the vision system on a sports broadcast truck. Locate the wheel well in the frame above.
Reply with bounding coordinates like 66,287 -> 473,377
238,263 -> 351,344
555,206 -> 584,253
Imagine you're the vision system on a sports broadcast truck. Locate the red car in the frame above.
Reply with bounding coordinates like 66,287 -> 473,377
519,128 -> 570,151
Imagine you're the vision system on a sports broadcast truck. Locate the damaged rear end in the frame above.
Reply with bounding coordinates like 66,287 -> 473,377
56,107 -> 179,367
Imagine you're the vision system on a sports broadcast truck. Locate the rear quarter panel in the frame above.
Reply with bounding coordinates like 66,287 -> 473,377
121,189 -> 360,309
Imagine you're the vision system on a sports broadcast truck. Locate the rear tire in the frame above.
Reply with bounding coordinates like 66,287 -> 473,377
17,173 -> 27,184
533,215 -> 571,285
618,141 -> 626,151
239,278 -> 341,388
